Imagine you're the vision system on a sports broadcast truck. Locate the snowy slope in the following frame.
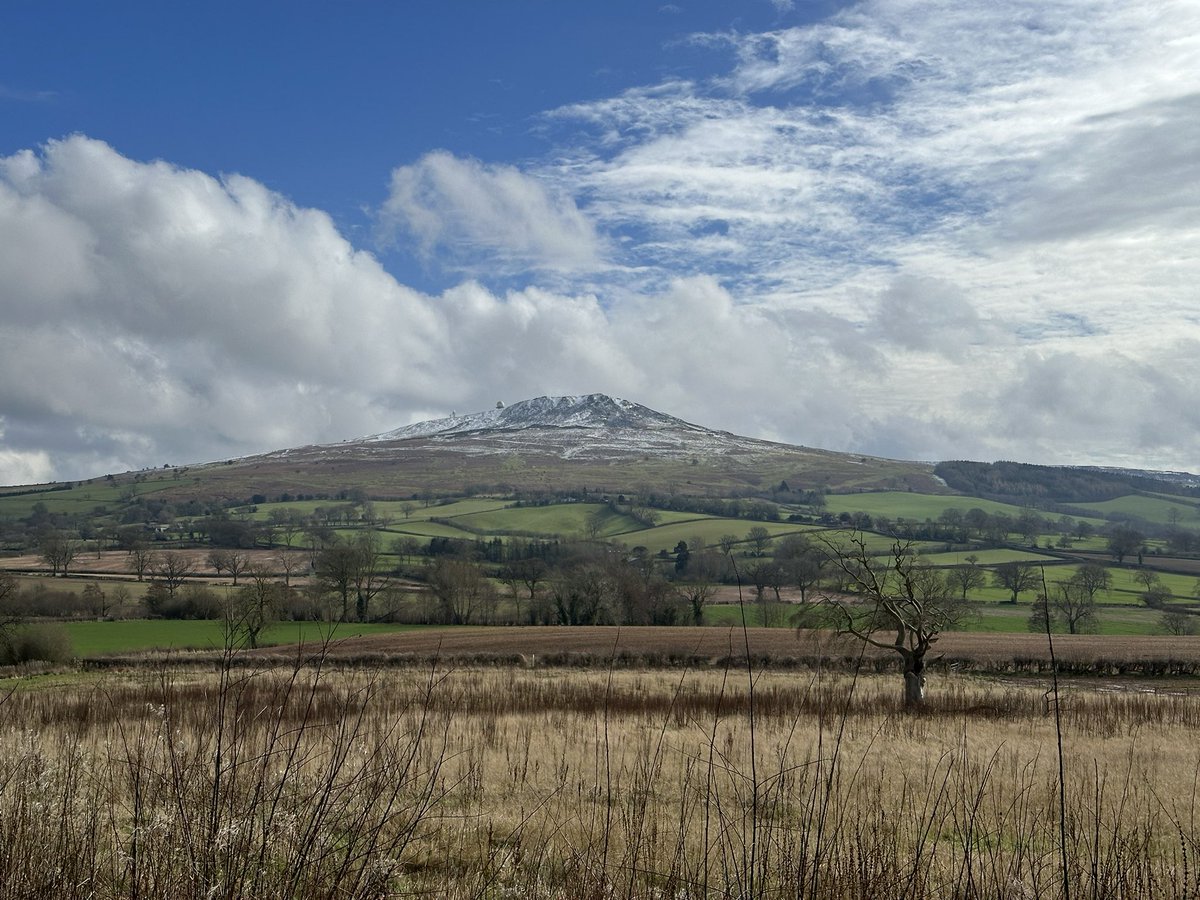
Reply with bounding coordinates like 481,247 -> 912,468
353,394 -> 792,461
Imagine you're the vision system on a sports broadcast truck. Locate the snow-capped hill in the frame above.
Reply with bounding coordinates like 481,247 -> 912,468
353,393 -> 785,462
367,394 -> 712,442
216,393 -> 946,496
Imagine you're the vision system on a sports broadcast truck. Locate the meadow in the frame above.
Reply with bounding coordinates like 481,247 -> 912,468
61,619 -> 422,657
3,653 -> 1199,898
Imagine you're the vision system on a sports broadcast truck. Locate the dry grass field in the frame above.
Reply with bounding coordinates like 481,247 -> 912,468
3,643 -> 1200,898
241,625 -> 1200,677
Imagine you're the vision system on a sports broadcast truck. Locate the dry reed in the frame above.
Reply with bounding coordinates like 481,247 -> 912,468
0,654 -> 1198,898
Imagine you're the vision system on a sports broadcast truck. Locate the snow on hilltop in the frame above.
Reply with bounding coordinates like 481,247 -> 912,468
356,394 -> 783,461
366,394 -> 713,442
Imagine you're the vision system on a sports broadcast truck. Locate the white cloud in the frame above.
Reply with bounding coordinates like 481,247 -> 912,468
0,449 -> 53,486
5,0 -> 1200,482
379,150 -> 606,274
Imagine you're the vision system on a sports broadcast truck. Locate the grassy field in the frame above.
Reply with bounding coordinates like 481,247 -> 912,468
919,547 -> 1062,566
821,490 -> 1114,528
969,601 -> 1165,634
62,619 -> 422,657
3,660 -> 1200,897
1073,494 -> 1200,526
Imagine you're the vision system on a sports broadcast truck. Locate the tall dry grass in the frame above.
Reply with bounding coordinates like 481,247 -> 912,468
0,654 -> 1198,898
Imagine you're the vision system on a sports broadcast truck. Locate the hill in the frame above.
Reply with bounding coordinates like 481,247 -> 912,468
106,394 -> 945,503
2,395 -> 1196,525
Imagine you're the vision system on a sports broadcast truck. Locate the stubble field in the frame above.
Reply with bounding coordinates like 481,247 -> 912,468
3,645 -> 1200,898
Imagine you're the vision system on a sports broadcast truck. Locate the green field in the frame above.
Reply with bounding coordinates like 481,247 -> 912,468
920,548 -> 1062,566
823,491 -> 1025,520
62,619 -> 424,657
1072,494 -> 1200,527
0,480 -> 173,519
618,519 -> 823,554
451,502 -> 633,537
968,602 -> 1165,635
822,490 -> 1110,531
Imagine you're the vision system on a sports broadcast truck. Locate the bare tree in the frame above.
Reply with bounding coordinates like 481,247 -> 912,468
225,568 -> 287,649
153,553 -> 195,598
81,581 -> 111,617
427,558 -> 495,625
775,534 -> 827,604
208,549 -> 251,585
267,509 -> 305,548
1133,569 -> 1160,592
819,534 -> 970,708
1160,609 -> 1197,635
275,552 -> 307,585
945,555 -> 986,600
746,526 -> 773,557
551,563 -> 616,626
315,542 -> 360,622
1107,526 -> 1144,564
1071,561 -> 1113,603
0,572 -> 23,660
1029,580 -> 1098,634
314,532 -> 389,622
350,531 -> 389,622
39,530 -> 78,576
127,541 -> 156,582
992,561 -> 1040,604
675,580 -> 717,626
501,557 -> 548,623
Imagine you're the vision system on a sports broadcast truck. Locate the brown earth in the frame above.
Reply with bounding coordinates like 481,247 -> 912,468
250,625 -> 1200,670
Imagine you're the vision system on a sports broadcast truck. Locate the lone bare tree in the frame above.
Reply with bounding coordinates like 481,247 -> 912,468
992,561 -> 1040,604
225,568 -> 287,649
819,534 -> 969,708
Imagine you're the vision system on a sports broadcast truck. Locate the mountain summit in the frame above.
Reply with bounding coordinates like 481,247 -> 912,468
231,393 -> 942,498
368,394 -> 710,443
360,394 -> 772,461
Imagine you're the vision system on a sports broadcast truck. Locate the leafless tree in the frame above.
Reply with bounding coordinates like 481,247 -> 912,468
675,580 -> 717,626
1029,579 -> 1098,634
0,572 -> 23,661
127,541 -> 156,582
81,582 -> 110,617
427,558 -> 495,625
208,549 -> 251,585
225,568 -> 288,649
1160,609 -> 1197,635
819,534 -> 969,708
275,552 -> 307,585
153,553 -> 195,598
314,532 -> 389,622
992,561 -> 1040,604
944,555 -> 986,600
746,526 -> 772,557
39,530 -> 78,576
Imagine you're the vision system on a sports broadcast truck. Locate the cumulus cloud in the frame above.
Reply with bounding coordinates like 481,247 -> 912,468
379,150 -> 606,274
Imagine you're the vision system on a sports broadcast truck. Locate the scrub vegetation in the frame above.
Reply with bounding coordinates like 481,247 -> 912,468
3,653 -> 1200,898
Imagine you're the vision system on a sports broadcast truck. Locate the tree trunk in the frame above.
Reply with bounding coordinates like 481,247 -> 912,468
903,667 -> 925,707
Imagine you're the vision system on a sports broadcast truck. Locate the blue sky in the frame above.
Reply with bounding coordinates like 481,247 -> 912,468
2,0 -> 1199,483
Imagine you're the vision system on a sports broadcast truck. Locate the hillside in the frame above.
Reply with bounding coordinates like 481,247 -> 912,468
112,394 -> 944,503
3,395 -> 1197,518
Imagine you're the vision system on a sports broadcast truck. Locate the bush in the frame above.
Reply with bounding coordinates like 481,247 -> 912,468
0,623 -> 73,665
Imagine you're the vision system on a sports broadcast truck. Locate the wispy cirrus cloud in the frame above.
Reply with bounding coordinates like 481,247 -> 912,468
0,84 -> 57,103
